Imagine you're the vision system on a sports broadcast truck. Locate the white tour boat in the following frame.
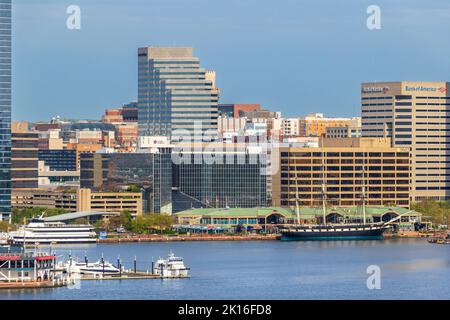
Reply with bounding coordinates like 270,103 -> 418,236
9,218 -> 97,244
153,251 -> 190,278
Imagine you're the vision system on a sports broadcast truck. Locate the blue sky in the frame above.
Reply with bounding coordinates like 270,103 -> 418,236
12,0 -> 450,121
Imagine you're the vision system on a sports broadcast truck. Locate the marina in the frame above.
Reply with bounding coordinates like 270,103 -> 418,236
0,239 -> 448,299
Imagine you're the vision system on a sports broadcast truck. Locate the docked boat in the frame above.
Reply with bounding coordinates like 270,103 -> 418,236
279,222 -> 388,241
9,218 -> 97,244
0,242 -> 72,288
279,174 -> 400,241
152,251 -> 190,278
63,258 -> 121,275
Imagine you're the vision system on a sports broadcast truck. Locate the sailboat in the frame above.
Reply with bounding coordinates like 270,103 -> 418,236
278,157 -> 388,241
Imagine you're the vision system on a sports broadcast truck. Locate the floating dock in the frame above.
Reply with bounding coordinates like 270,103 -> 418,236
0,278 -> 73,290
79,271 -> 190,281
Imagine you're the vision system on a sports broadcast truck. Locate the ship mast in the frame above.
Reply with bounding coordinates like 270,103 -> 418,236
293,154 -> 301,224
321,152 -> 327,225
362,157 -> 367,224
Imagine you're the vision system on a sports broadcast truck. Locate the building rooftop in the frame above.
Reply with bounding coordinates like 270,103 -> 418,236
42,211 -> 120,222
175,206 -> 421,219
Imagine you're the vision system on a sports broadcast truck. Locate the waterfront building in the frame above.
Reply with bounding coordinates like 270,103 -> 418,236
175,206 -> 423,232
77,188 -> 142,216
11,188 -> 142,216
0,0 -> 11,221
11,188 -> 78,211
361,81 -> 450,202
11,122 -> 38,190
172,142 -> 267,211
79,149 -> 172,214
272,137 -> 411,208
137,47 -> 219,140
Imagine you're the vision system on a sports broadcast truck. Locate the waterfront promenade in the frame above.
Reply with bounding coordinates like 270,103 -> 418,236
97,231 -> 435,243
98,233 -> 280,243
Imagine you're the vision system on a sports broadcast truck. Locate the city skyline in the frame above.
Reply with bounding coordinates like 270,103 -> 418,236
12,0 -> 450,121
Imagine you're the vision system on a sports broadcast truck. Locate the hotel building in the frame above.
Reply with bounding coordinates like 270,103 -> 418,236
272,138 -> 411,208
0,0 -> 11,221
137,47 -> 219,140
361,81 -> 450,201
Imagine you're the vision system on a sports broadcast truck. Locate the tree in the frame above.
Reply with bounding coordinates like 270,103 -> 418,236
11,207 -> 69,225
120,210 -> 133,230
127,184 -> 142,193
131,214 -> 174,234
411,200 -> 450,227
0,221 -> 11,232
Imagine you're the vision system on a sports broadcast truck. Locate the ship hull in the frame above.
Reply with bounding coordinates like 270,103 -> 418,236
280,224 -> 386,241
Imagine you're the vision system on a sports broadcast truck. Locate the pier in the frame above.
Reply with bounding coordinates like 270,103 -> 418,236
79,271 -> 190,281
98,234 -> 280,243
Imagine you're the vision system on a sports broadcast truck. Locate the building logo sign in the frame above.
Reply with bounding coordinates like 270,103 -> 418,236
405,85 -> 447,93
361,87 -> 390,94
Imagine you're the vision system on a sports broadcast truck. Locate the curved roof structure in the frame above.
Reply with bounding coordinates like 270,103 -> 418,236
175,206 -> 421,219
42,211 -> 120,222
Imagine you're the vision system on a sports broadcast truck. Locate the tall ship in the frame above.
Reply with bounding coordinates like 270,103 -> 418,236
9,217 -> 97,245
278,164 -> 404,241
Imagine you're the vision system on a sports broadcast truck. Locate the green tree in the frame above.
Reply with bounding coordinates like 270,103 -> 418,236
411,199 -> 450,227
120,210 -> 133,230
131,214 -> 174,234
0,221 -> 11,232
11,207 -> 69,225
127,184 -> 142,193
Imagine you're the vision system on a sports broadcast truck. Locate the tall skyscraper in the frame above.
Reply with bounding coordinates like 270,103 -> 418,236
137,47 -> 218,140
0,0 -> 11,221
361,81 -> 450,202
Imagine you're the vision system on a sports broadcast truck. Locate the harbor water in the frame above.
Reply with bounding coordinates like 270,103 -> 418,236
0,238 -> 449,300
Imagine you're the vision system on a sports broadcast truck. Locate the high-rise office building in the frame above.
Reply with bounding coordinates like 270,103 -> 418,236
137,47 -> 218,140
172,143 -> 267,212
272,138 -> 411,208
11,122 -> 38,190
361,81 -> 450,202
0,0 -> 11,221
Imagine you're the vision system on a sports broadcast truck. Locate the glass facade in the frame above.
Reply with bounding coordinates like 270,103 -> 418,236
173,153 -> 267,210
80,151 -> 172,214
0,0 -> 11,221
38,150 -> 77,171
137,47 -> 218,140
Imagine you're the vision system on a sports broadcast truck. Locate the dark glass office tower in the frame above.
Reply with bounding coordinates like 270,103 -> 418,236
0,0 -> 11,221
